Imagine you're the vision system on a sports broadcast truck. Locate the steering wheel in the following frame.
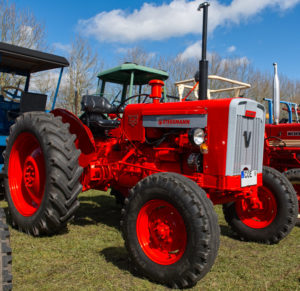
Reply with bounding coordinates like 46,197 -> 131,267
110,94 -> 150,119
1,86 -> 23,102
110,90 -> 122,106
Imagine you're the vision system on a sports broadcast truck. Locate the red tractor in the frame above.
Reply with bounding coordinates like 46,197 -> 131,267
264,63 -> 300,220
176,62 -> 300,224
3,3 -> 298,288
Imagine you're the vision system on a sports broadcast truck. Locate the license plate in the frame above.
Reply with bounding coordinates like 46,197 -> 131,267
241,169 -> 257,187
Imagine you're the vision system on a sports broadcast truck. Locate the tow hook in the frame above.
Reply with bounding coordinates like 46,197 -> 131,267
247,188 -> 263,210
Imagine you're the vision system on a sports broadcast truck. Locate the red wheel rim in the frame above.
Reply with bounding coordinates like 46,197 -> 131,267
136,199 -> 187,265
8,132 -> 46,216
235,186 -> 277,229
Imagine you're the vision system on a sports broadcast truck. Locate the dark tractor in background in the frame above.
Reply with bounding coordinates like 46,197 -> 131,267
0,42 -> 77,234
0,42 -> 69,168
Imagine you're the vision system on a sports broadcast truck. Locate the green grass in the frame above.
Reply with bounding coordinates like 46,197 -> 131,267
2,190 -> 300,291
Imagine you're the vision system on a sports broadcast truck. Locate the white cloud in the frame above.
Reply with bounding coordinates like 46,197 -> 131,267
227,45 -> 236,53
220,56 -> 250,68
178,41 -> 248,64
78,1 -> 201,42
78,0 -> 300,43
178,41 -> 202,60
115,47 -> 128,54
19,26 -> 36,48
53,42 -> 71,54
20,25 -> 33,38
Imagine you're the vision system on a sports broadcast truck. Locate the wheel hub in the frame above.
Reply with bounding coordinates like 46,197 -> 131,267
8,132 -> 46,216
150,219 -> 173,250
136,199 -> 187,265
24,157 -> 38,188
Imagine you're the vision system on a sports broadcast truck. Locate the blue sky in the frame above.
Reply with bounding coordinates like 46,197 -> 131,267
14,0 -> 300,80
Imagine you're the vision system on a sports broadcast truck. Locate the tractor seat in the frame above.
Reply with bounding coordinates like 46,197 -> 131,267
6,92 -> 47,121
81,113 -> 120,132
81,95 -> 121,114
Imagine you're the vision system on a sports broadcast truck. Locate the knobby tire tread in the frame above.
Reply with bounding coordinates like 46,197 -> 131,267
121,172 -> 220,289
4,112 -> 82,236
0,208 -> 12,291
223,166 -> 298,244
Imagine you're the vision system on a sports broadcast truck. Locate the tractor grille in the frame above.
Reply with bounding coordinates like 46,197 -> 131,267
233,116 -> 262,173
225,99 -> 265,176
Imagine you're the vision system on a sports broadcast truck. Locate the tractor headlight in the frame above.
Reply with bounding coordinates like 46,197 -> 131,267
189,128 -> 205,146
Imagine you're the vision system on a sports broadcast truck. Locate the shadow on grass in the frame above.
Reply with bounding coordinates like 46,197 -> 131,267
100,246 -> 150,282
1,191 -> 122,235
1,205 -> 70,236
1,206 -> 14,228
100,247 -> 130,272
71,193 -> 122,230
219,224 -> 241,241
101,246 -> 188,288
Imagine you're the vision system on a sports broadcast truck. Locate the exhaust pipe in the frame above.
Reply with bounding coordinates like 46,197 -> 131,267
273,63 -> 280,124
198,2 -> 210,100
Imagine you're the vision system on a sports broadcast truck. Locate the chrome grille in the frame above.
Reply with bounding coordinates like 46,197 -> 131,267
233,116 -> 263,174
226,99 -> 265,176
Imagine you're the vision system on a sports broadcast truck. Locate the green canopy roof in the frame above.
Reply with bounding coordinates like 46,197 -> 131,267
97,63 -> 169,85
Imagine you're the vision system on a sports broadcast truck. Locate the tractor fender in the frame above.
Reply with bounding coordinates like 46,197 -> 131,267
51,108 -> 96,168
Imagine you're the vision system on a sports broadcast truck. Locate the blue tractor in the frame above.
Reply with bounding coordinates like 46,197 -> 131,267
0,42 -> 69,170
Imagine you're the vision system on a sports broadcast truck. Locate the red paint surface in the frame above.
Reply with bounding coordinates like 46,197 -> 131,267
136,199 -> 187,265
235,185 -> 277,228
264,123 -> 300,212
8,132 -> 46,216
51,97 -> 266,209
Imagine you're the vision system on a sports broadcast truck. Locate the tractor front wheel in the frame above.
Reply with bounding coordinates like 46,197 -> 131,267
4,112 -> 83,236
121,172 -> 220,288
223,166 -> 298,244
284,168 -> 300,223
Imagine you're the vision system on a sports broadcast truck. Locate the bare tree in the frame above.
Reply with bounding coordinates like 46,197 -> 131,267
120,46 -> 156,67
100,45 -> 300,110
58,36 -> 100,115
0,0 -> 46,48
0,0 -> 46,89
163,52 -> 299,106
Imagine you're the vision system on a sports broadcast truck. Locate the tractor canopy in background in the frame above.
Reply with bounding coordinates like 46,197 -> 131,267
79,62 -> 169,139
96,62 -> 169,104
0,42 -> 69,169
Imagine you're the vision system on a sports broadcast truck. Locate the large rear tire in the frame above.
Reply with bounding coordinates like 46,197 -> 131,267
0,208 -> 12,291
4,112 -> 83,236
283,168 -> 300,222
121,172 -> 220,288
223,166 -> 298,244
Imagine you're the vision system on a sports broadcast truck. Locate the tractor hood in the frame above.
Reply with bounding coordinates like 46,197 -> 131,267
123,98 -> 233,142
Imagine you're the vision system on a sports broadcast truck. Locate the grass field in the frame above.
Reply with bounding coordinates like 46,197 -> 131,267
2,190 -> 300,291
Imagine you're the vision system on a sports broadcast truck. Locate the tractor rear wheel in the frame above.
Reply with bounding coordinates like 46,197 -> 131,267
223,166 -> 298,244
4,112 -> 83,236
0,208 -> 12,291
121,172 -> 220,288
284,168 -> 300,223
